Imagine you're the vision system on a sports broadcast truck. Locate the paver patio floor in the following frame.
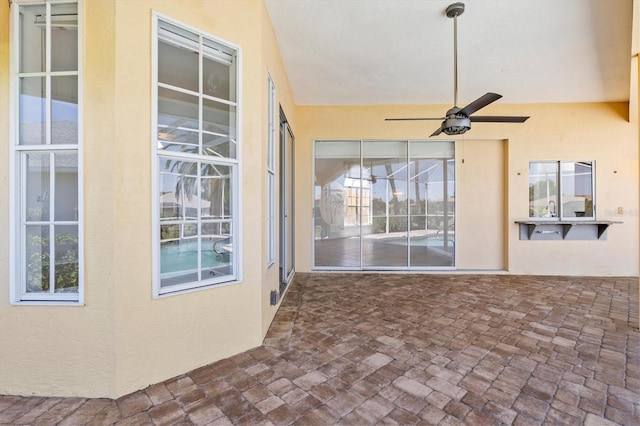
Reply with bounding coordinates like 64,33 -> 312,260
1,273 -> 639,425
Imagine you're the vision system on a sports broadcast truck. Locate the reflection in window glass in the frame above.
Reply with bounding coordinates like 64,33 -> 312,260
529,162 -> 558,218
25,153 -> 50,221
25,225 -> 50,292
158,40 -> 199,92
54,153 -> 78,221
19,4 -> 46,73
19,77 -> 46,145
51,75 -> 78,145
562,161 -> 594,218
54,225 -> 79,293
50,3 -> 78,72
203,55 -> 233,101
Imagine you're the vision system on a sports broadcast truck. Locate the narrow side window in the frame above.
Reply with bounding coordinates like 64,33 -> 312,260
11,0 -> 82,303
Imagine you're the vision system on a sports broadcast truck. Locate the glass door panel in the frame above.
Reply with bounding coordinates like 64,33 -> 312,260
314,141 -> 361,267
408,156 -> 455,267
362,141 -> 408,268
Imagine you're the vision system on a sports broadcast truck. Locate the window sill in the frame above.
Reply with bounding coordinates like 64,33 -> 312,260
11,300 -> 83,306
515,220 -> 622,240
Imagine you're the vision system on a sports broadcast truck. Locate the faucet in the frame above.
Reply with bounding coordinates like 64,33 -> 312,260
548,200 -> 556,217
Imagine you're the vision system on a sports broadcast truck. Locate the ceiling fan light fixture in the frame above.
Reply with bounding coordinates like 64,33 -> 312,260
442,116 -> 471,135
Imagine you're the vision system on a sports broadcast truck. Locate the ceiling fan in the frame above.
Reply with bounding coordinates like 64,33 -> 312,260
386,2 -> 529,137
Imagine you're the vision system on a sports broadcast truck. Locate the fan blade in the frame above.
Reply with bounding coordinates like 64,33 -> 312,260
385,117 -> 445,121
430,126 -> 443,137
470,116 -> 529,123
459,92 -> 502,116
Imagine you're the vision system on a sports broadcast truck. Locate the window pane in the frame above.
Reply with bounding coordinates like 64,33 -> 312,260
19,77 -> 46,145
25,225 -> 50,292
19,4 -> 46,73
159,158 -> 199,221
160,229 -> 198,288
158,39 -> 198,92
203,99 -> 236,158
25,153 -> 51,221
158,87 -> 199,129
203,55 -> 233,101
54,225 -> 78,292
51,75 -> 78,144
529,162 -> 558,218
204,222 -> 233,279
158,88 -> 199,153
562,161 -> 594,218
50,3 -> 78,72
203,133 -> 234,158
201,164 -> 231,219
54,153 -> 78,221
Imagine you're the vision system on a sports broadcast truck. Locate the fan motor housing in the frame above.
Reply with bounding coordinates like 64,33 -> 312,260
442,116 -> 471,135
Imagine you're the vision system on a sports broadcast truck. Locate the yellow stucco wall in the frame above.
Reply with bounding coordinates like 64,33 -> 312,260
0,0 -> 119,398
295,102 -> 638,276
0,0 -> 295,398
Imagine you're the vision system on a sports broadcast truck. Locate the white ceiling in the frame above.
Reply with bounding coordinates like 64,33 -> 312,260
265,0 -> 634,106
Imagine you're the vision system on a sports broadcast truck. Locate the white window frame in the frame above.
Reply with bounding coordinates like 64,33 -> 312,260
528,160 -> 596,221
266,74 -> 276,267
9,0 -> 83,305
151,13 -> 242,297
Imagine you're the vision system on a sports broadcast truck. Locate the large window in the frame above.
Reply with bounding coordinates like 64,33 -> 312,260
529,161 -> 595,220
153,15 -> 240,295
10,1 -> 81,303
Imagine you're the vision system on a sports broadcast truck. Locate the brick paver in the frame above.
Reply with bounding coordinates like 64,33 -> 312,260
0,274 -> 638,425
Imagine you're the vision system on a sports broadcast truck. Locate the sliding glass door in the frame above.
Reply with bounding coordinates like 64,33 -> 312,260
314,140 -> 455,270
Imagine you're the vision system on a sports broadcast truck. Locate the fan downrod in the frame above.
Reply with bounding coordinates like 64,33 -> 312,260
446,2 -> 465,18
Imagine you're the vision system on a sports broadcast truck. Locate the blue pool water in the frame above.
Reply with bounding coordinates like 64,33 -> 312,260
161,239 -> 229,275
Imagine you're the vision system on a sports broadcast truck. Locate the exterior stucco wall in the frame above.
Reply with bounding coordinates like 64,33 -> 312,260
0,0 -> 119,398
0,0 -> 294,398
